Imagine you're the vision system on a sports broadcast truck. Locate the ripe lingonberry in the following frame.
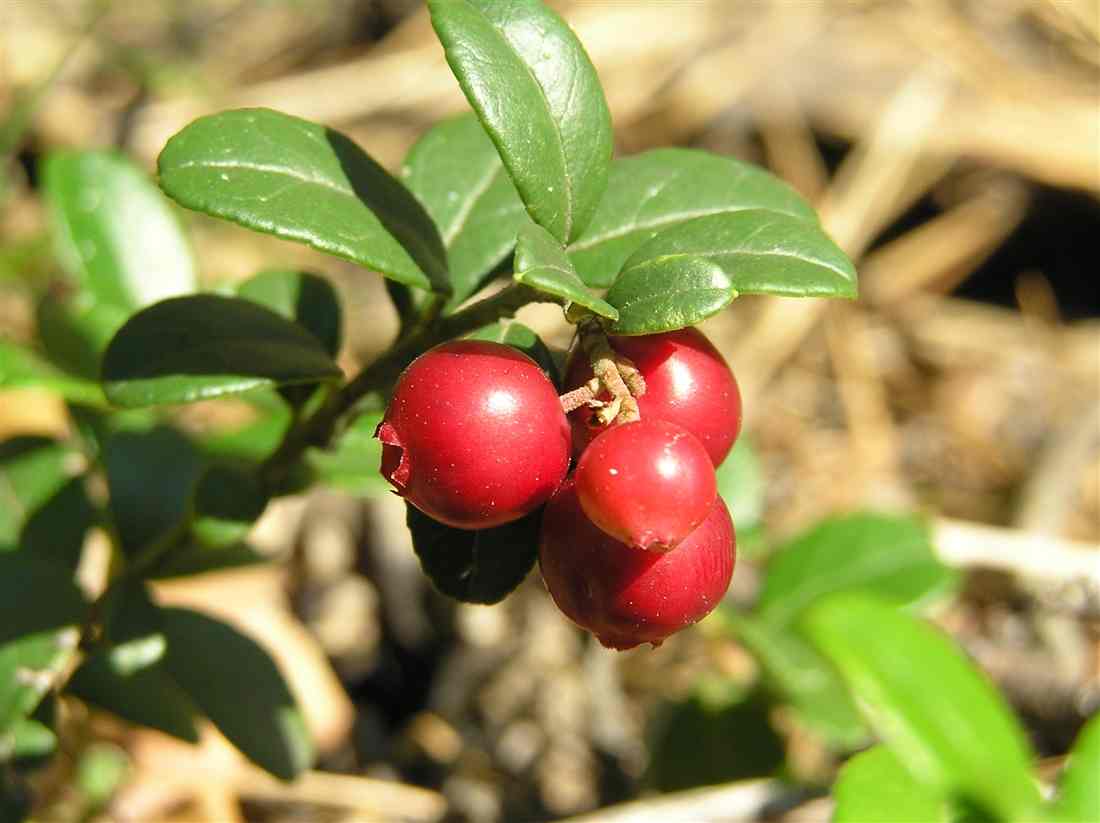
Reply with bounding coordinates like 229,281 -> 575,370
539,477 -> 735,650
574,419 -> 716,552
564,327 -> 742,466
375,339 -> 570,529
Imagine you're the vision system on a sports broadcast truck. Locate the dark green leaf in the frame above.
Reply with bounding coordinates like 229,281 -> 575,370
467,320 -> 559,385
805,595 -> 1041,821
1052,713 -> 1100,823
0,553 -> 85,646
0,629 -> 77,750
0,771 -> 29,822
833,746 -> 949,823
20,477 -> 97,571
161,608 -> 312,779
158,108 -> 448,293
716,437 -> 764,532
101,294 -> 343,407
0,340 -> 106,407
304,411 -> 387,497
0,437 -> 72,551
36,294 -> 127,382
402,113 -> 526,310
568,148 -> 818,287
237,269 -> 342,357
513,223 -> 617,320
605,254 -> 735,335
428,0 -> 613,243
721,610 -> 866,748
42,151 -> 196,310
757,513 -> 959,629
406,504 -> 540,604
151,542 -> 268,580
190,463 -> 268,549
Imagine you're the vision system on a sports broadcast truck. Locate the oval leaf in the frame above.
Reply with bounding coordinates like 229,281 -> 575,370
101,294 -> 343,407
0,630 -> 76,749
158,108 -> 449,293
406,504 -> 540,605
428,0 -> 613,243
805,595 -> 1041,821
833,746 -> 949,823
161,608 -> 313,780
237,270 -> 342,357
0,553 -> 85,646
605,254 -> 735,335
513,223 -> 617,320
42,151 -> 196,310
0,340 -> 107,407
402,113 -> 527,310
756,513 -> 959,629
1053,713 -> 1100,823
568,148 -> 817,287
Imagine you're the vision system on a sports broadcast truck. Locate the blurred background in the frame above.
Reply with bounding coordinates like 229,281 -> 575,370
1,1 -> 1098,821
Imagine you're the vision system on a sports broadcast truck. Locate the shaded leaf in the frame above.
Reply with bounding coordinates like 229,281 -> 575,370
1052,712 -> 1100,823
0,340 -> 106,407
304,411 -> 388,497
151,541 -> 268,580
715,436 -> 764,532
0,630 -> 76,753
20,477 -> 97,571
0,437 -> 72,551
833,746 -> 949,823
237,269 -> 342,357
10,717 -> 56,761
605,255 -> 735,335
199,404 -> 292,465
101,294 -> 343,407
158,108 -> 448,293
568,148 -> 817,287
428,0 -> 613,243
513,222 -> 617,320
190,463 -> 268,549
467,321 -> 559,385
0,553 -> 85,646
36,294 -> 127,382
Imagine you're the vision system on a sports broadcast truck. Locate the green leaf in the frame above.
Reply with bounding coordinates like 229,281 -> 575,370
190,463 -> 268,549
101,294 -> 343,407
199,403 -> 292,464
10,717 -> 57,761
722,610 -> 866,748
151,541 -> 268,580
76,743 -> 129,809
0,437 -> 72,551
716,437 -> 764,532
467,320 -> 560,385
304,411 -> 388,497
0,340 -> 107,407
605,254 -> 736,335
402,113 -> 526,310
161,608 -> 312,780
568,148 -> 818,287
36,294 -> 127,382
42,151 -> 196,311
428,0 -> 613,243
237,269 -> 342,357
805,595 -> 1041,821
158,108 -> 449,293
0,629 -> 76,755
833,746 -> 949,823
0,553 -> 85,646
513,223 -> 618,320
757,513 -> 959,629
406,504 -> 540,604
20,477 -> 97,571
1052,713 -> 1100,823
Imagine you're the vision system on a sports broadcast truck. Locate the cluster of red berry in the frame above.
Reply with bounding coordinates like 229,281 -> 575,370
375,327 -> 741,650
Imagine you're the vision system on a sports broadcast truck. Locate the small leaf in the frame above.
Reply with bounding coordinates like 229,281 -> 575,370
161,608 -> 313,779
0,437 -> 73,551
237,269 -> 342,357
76,743 -> 129,809
1052,713 -> 1100,823
20,477 -> 97,571
568,148 -> 818,287
467,321 -> 559,385
304,411 -> 388,497
0,340 -> 107,407
10,717 -> 57,761
190,463 -> 269,549
428,0 -> 613,243
715,437 -> 764,532
757,513 -> 959,629
605,255 -> 735,335
406,504 -> 540,604
513,223 -> 618,320
0,553 -> 85,646
101,294 -> 343,407
0,631 -> 75,747
42,151 -> 196,310
805,595 -> 1041,821
158,108 -> 449,293
833,746 -> 949,823
402,113 -> 527,310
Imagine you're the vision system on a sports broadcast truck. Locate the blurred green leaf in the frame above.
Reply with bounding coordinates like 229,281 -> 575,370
190,462 -> 268,549
237,269 -> 342,357
161,608 -> 312,779
151,541 -> 268,579
101,294 -> 343,407
513,223 -> 618,320
467,321 -> 560,385
833,746 -> 949,823
757,513 -> 958,629
36,293 -> 128,382
0,769 -> 29,821
0,340 -> 107,407
0,553 -> 85,646
605,255 -> 736,335
805,595 -> 1040,821
199,403 -> 292,464
716,437 -> 764,532
1052,713 -> 1100,823
158,108 -> 449,294
304,411 -> 387,497
10,717 -> 57,761
20,477 -> 97,571
428,0 -> 612,243
0,629 -> 77,757
0,437 -> 72,551
76,743 -> 129,809
42,151 -> 196,311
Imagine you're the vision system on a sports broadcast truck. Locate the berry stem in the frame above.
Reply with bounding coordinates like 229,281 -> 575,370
577,320 -> 646,424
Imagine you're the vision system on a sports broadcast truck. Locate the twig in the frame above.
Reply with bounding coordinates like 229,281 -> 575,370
578,323 -> 644,425
559,779 -> 788,823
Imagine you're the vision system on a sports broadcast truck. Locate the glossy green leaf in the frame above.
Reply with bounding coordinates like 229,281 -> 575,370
428,0 -> 613,243
402,113 -> 527,310
757,513 -> 958,629
0,629 -> 76,754
158,108 -> 448,293
20,477 -> 97,571
161,607 -> 312,780
513,223 -> 618,320
605,254 -> 735,335
568,148 -> 818,287
101,294 -> 343,407
406,504 -> 540,604
190,463 -> 269,549
304,411 -> 387,497
42,151 -> 196,311
0,437 -> 72,551
716,436 -> 764,532
467,320 -> 559,385
833,746 -> 949,823
0,340 -> 106,407
0,552 -> 85,646
37,294 -> 127,382
805,595 -> 1041,821
237,269 -> 342,357
722,610 -> 866,748
1052,713 -> 1100,823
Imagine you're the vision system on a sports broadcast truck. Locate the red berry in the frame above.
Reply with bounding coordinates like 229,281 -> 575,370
574,419 -> 716,552
565,327 -> 742,465
375,339 -> 570,529
539,477 -> 735,650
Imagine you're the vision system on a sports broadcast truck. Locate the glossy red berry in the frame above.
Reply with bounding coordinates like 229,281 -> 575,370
564,327 -> 742,465
375,339 -> 570,530
539,477 -> 735,650
574,419 -> 716,552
